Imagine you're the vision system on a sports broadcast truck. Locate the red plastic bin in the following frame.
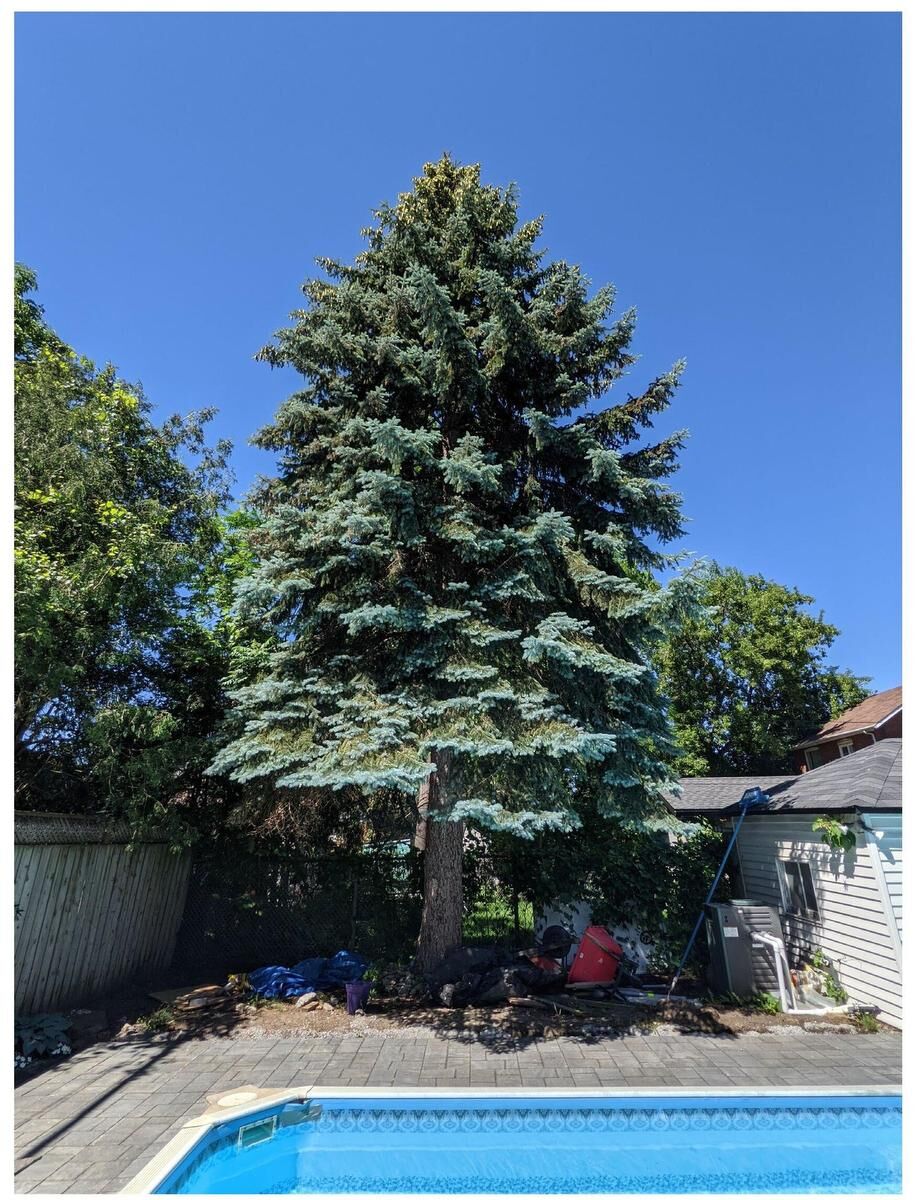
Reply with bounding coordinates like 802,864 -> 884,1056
567,926 -> 624,985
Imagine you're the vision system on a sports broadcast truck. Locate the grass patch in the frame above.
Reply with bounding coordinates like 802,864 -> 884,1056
463,891 -> 534,944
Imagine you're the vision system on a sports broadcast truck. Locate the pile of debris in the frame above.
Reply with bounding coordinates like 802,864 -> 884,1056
368,964 -> 430,1001
423,924 -> 671,1011
146,983 -> 232,1013
147,926 -> 699,1028
245,950 -> 369,1000
428,945 -> 563,1008
147,949 -> 373,1021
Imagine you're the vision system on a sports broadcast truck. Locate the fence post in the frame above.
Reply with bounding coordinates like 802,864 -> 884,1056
349,872 -> 359,948
512,869 -> 521,944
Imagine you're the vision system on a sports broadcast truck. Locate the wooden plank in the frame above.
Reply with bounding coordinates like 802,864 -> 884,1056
40,843 -> 92,1012
66,844 -> 119,1007
158,853 -> 193,967
123,847 -> 156,977
90,845 -> 134,996
14,837 -> 195,1015
19,845 -> 77,1013
129,846 -> 165,974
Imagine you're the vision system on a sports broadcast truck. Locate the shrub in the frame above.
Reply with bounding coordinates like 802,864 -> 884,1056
15,1013 -> 72,1064
751,991 -> 782,1015
706,990 -> 781,1015
852,1011 -> 880,1033
138,1006 -> 176,1033
809,950 -> 848,1003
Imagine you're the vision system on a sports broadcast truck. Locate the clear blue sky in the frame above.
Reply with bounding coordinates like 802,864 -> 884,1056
15,13 -> 901,690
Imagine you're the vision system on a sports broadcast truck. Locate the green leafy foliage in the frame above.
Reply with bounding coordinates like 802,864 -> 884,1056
812,816 -> 857,852
751,991 -> 782,1014
14,267 -> 235,838
15,1012 -> 72,1057
211,156 -> 699,848
852,1010 -> 879,1033
707,991 -> 746,1009
823,977 -> 848,1004
138,1006 -> 177,1033
656,564 -> 870,775
809,949 -> 848,1003
488,806 -> 728,968
707,990 -> 780,1014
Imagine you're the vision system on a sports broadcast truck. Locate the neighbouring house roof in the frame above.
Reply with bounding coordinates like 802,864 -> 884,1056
670,738 -> 902,817
794,685 -> 902,749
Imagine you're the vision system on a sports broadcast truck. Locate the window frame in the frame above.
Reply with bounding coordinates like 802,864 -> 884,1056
804,747 -> 822,771
776,858 -> 820,922
838,739 -> 855,757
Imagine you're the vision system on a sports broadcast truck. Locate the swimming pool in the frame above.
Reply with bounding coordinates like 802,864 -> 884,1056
126,1088 -> 901,1195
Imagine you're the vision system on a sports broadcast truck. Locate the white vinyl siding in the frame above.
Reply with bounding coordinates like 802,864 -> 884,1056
733,813 -> 902,1028
863,814 -> 902,939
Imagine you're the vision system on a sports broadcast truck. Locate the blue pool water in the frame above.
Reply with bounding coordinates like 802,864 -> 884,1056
155,1094 -> 901,1194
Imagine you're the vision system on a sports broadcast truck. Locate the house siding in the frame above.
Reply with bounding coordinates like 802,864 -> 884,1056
792,712 -> 902,773
862,813 -> 902,939
793,732 -> 875,773
732,812 -> 902,1028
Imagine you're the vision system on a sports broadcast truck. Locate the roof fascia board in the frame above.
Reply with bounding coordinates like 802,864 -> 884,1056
796,726 -> 872,750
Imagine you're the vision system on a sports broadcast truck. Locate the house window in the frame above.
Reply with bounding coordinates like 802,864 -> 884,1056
838,740 -> 855,757
804,748 -> 822,771
777,859 -> 820,920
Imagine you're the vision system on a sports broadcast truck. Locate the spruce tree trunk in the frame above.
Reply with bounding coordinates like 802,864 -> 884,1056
415,750 -> 464,973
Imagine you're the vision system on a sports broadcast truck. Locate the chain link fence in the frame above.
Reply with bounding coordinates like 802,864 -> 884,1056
173,849 -> 421,973
172,845 -> 535,975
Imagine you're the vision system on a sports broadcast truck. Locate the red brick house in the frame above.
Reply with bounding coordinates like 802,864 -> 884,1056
793,685 -> 902,772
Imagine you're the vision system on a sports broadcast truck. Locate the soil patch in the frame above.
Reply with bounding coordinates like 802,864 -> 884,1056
107,990 -> 870,1044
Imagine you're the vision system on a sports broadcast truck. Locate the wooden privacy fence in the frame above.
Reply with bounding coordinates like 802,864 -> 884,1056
15,811 -> 192,1015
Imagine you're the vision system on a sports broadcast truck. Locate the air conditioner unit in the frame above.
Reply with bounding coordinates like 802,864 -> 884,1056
704,900 -> 785,997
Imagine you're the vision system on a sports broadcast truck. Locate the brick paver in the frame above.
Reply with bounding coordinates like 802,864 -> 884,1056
13,1030 -> 901,1194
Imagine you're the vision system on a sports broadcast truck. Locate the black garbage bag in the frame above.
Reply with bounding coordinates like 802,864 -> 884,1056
476,964 -> 549,1005
428,946 -> 515,987
433,955 -> 561,1008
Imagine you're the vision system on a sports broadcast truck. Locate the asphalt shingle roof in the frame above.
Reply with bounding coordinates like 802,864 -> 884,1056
794,685 -> 902,748
669,738 -> 901,816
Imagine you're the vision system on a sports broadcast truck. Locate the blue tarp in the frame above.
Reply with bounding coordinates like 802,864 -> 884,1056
288,957 -> 327,987
248,966 -> 316,1000
249,950 -> 369,1000
292,950 -> 369,987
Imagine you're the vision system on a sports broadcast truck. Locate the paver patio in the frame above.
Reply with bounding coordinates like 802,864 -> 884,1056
14,1030 -> 901,1194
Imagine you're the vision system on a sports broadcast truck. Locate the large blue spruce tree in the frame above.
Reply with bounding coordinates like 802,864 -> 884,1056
212,157 -> 696,968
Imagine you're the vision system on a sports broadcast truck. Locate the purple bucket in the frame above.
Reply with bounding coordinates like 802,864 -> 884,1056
345,979 -> 372,1015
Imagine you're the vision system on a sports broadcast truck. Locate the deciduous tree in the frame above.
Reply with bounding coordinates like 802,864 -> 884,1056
14,265 -> 233,834
656,563 -> 870,775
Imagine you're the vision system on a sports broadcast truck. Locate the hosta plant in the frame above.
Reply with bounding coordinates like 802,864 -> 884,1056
15,1012 -> 72,1060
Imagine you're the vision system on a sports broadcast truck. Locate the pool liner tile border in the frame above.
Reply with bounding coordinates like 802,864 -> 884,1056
120,1084 -> 902,1196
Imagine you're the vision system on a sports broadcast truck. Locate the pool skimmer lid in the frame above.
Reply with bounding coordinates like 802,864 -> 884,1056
215,1091 -> 260,1108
